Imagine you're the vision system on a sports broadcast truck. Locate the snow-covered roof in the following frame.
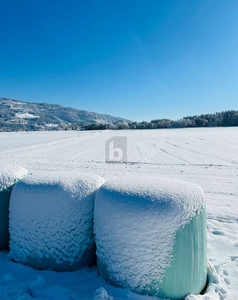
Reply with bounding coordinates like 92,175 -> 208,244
16,113 -> 40,119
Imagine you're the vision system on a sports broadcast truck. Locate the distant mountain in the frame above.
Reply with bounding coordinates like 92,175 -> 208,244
0,97 -> 131,131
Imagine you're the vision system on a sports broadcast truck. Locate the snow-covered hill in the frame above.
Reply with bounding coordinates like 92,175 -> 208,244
0,97 -> 131,131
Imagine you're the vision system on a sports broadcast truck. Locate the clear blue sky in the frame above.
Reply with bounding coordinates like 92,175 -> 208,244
1,0 -> 238,121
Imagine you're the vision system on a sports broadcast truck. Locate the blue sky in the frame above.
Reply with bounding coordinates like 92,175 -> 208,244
0,0 -> 238,121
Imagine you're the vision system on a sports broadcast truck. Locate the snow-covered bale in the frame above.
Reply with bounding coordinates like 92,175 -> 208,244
94,177 -> 207,299
0,164 -> 28,250
9,171 -> 104,271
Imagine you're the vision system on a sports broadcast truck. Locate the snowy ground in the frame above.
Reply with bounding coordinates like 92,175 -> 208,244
0,128 -> 237,300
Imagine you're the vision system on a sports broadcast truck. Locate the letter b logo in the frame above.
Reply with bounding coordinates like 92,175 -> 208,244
105,137 -> 127,163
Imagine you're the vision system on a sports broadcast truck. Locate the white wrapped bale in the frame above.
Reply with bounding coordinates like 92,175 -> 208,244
0,164 -> 28,250
9,171 -> 104,271
94,177 -> 207,299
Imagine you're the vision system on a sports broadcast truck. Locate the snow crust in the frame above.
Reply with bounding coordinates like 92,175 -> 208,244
9,171 -> 104,271
94,176 -> 205,292
0,163 -> 28,192
94,287 -> 115,300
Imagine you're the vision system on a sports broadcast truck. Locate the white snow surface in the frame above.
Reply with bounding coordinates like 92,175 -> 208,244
9,171 -> 104,270
0,128 -> 237,299
95,177 -> 205,289
16,113 -> 39,119
94,287 -> 115,300
0,163 -> 28,191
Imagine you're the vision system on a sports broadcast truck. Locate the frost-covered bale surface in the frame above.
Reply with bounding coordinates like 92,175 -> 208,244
9,171 -> 104,271
94,177 -> 207,299
0,164 -> 28,250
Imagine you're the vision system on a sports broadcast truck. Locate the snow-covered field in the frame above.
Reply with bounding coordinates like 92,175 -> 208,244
0,128 -> 237,300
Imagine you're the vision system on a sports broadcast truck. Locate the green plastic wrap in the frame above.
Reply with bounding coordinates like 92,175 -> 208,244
146,209 -> 207,299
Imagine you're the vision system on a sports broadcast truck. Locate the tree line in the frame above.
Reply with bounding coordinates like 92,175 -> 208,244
81,110 -> 238,131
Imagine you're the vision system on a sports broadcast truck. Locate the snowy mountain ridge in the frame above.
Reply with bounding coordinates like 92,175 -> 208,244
0,97 -> 131,131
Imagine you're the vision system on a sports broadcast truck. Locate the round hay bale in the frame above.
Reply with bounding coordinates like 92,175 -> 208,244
0,164 -> 28,250
9,171 -> 104,271
94,176 -> 207,299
